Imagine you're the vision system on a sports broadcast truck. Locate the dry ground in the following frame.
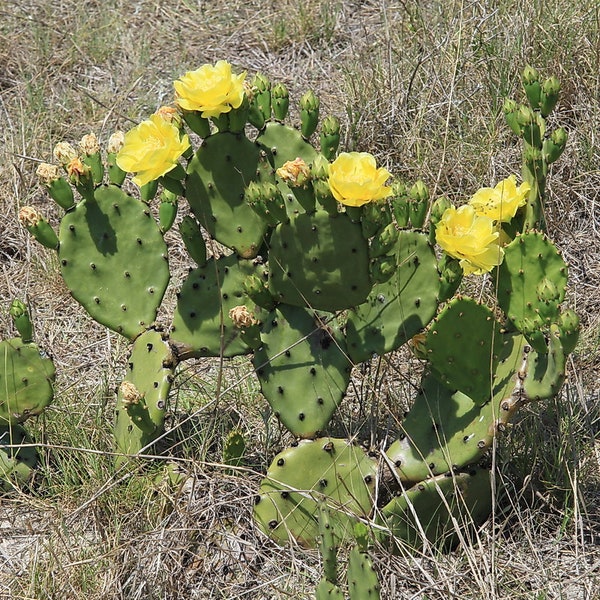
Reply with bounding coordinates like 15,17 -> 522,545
1,1 -> 600,598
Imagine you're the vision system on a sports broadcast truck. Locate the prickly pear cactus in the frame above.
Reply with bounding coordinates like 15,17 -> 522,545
253,438 -> 377,546
253,306 -> 351,437
0,424 -> 39,491
114,329 -> 176,461
0,338 -> 55,425
59,185 -> 170,339
377,467 -> 493,552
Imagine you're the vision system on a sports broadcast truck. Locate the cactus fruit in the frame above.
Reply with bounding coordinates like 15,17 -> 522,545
10,299 -> 33,343
253,438 -> 377,546
253,305 -> 351,437
58,185 -> 170,340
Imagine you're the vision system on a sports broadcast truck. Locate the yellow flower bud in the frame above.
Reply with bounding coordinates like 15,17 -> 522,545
328,152 -> 392,207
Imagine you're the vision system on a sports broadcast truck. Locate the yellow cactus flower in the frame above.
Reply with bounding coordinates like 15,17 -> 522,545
328,152 -> 392,207
174,60 -> 246,118
436,204 -> 504,275
469,175 -> 530,222
116,114 -> 190,187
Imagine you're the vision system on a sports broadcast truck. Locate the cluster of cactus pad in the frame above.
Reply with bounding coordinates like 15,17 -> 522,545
7,64 -> 579,593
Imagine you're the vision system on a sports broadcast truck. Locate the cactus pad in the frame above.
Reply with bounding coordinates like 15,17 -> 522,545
387,333 -> 525,483
171,254 -> 267,358
268,210 -> 372,311
58,184 -> 169,340
346,231 -> 440,363
377,468 -> 492,552
425,297 -> 503,406
253,305 -> 351,437
186,132 -> 269,258
497,231 -> 567,339
253,438 -> 377,547
114,329 -> 176,459
0,424 -> 39,491
0,338 -> 55,425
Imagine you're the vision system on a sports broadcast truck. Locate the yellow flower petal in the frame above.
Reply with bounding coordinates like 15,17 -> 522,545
116,114 -> 190,187
469,175 -> 530,222
174,60 -> 246,119
328,152 -> 392,207
436,204 -> 504,274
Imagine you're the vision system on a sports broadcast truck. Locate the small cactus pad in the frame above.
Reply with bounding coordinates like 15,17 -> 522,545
387,334 -> 526,483
0,424 -> 39,491
425,297 -> 503,406
58,184 -> 169,340
114,329 -> 176,459
253,305 -> 351,437
268,210 -> 372,311
523,326 -> 566,401
346,231 -> 440,363
347,546 -> 381,600
171,254 -> 267,358
497,231 -> 567,336
0,338 -> 55,426
377,468 -> 492,552
253,438 -> 377,547
186,132 -> 269,258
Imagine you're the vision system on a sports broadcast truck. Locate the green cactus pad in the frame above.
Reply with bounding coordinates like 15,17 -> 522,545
497,231 -> 568,341
387,333 -> 525,483
186,132 -> 270,258
256,121 -> 318,214
425,297 -> 503,406
268,210 -> 372,311
0,424 -> 39,491
114,329 -> 176,459
316,579 -> 345,600
523,325 -> 566,401
58,185 -> 169,340
346,231 -> 440,363
348,546 -> 381,600
0,338 -> 55,426
377,468 -> 492,552
253,305 -> 351,437
253,438 -> 377,547
171,254 -> 267,359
